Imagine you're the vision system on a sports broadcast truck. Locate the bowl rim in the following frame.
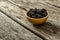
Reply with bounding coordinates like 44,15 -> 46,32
26,12 -> 48,20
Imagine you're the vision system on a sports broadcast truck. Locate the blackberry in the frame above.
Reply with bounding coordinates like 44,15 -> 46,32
41,13 -> 46,17
28,10 -> 35,17
36,14 -> 43,18
34,8 -> 37,13
31,15 -> 36,18
37,9 -> 41,14
41,8 -> 47,13
40,8 -> 47,17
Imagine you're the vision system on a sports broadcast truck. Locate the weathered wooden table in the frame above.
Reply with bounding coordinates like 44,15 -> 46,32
0,0 -> 60,40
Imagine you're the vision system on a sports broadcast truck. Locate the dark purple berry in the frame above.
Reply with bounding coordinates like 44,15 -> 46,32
36,14 -> 43,18
31,15 -> 36,18
41,8 -> 47,13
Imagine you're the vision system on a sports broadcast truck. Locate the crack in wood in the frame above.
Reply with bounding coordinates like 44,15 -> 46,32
46,2 -> 60,8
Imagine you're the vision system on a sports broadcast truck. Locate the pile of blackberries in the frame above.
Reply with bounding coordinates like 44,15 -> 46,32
28,8 -> 48,18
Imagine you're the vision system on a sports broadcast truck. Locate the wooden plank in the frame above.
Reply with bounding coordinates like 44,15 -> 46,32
0,9 -> 42,40
0,1 -> 60,40
45,0 -> 60,8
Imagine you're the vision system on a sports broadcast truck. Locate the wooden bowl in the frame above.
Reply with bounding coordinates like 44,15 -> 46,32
26,12 -> 48,25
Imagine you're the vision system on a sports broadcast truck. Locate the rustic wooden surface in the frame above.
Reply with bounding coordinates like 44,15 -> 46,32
0,0 -> 60,40
0,10 -> 42,40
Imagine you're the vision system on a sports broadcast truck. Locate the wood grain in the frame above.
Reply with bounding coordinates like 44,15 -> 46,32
0,11 -> 42,40
0,1 -> 60,40
45,0 -> 60,8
